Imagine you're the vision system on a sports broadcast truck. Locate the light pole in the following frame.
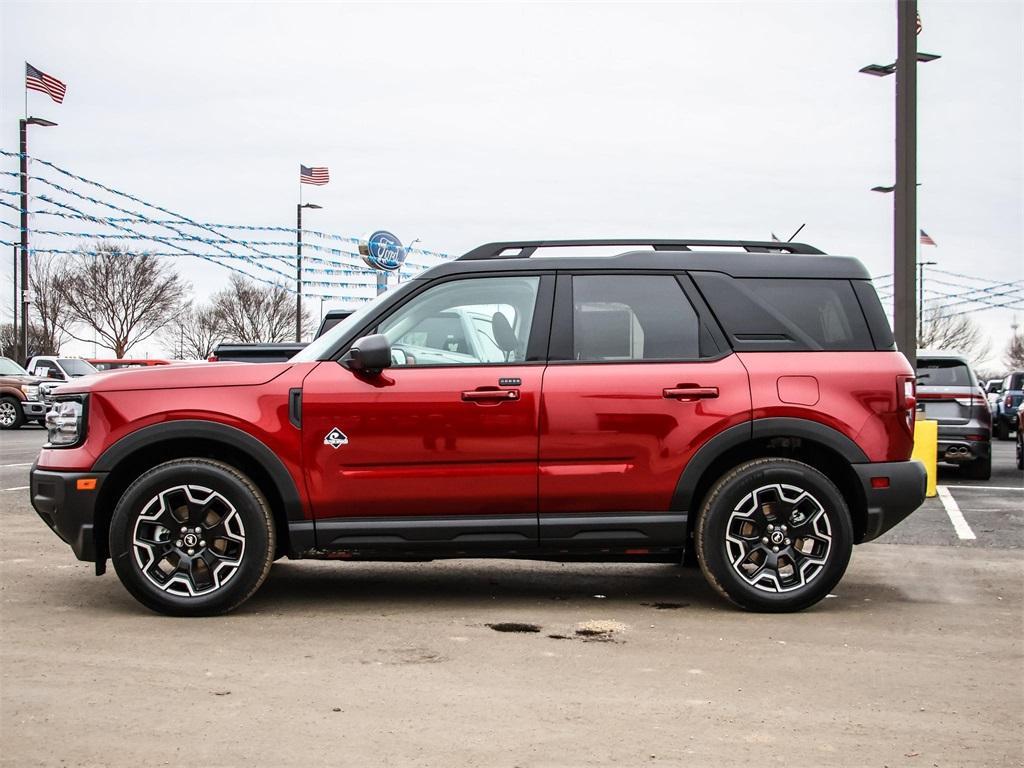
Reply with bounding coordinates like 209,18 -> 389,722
859,1 -> 941,369
917,260 -> 937,343
18,116 -> 57,362
295,203 -> 321,342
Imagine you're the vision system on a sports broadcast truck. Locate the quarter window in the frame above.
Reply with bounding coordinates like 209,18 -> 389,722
571,275 -> 701,361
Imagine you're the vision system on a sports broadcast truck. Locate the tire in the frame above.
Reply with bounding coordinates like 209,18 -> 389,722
994,420 -> 1010,441
109,458 -> 275,616
0,396 -> 25,430
962,455 -> 991,481
1016,431 -> 1023,471
695,457 -> 854,613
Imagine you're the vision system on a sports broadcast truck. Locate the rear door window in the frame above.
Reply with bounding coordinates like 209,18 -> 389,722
571,275 -> 701,361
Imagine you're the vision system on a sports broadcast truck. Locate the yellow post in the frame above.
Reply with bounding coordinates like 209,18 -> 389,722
912,418 -> 938,497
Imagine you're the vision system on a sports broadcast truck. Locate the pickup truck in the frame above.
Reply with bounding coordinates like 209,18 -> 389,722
209,310 -> 352,363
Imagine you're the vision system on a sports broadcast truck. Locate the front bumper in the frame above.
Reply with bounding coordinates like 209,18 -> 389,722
21,400 -> 46,418
853,460 -> 927,543
30,466 -> 107,562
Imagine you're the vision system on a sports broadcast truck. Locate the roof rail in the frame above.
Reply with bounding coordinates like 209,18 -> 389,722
458,239 -> 825,260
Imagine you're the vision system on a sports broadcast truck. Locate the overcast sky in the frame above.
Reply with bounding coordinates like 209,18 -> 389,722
2,1 -> 1022,367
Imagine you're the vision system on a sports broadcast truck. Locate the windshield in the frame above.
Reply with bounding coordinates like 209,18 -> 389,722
291,282 -> 413,362
0,357 -> 28,376
59,358 -> 99,377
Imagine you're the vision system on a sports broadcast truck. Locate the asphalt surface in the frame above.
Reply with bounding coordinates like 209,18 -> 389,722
1,426 -> 1021,767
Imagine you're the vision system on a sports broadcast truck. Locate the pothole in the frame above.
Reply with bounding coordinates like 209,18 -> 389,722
486,622 -> 542,633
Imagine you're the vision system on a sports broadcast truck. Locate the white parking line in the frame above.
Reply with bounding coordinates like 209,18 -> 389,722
0,486 -> 29,492
936,485 -> 977,541
946,485 -> 1023,492
0,463 -> 33,468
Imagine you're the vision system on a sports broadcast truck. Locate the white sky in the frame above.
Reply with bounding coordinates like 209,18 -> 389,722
1,0 -> 1022,368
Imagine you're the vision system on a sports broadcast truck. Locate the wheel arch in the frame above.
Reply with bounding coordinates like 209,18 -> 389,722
673,418 -> 870,546
92,421 -> 305,564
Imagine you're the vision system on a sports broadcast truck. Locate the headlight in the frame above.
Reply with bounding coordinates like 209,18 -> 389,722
45,397 -> 87,447
21,384 -> 39,401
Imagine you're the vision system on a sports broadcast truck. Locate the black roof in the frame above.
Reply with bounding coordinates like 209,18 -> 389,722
419,239 -> 872,281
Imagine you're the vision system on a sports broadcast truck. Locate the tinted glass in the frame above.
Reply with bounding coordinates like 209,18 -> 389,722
379,276 -> 540,366
694,274 -> 873,351
917,359 -> 973,387
572,275 -> 700,361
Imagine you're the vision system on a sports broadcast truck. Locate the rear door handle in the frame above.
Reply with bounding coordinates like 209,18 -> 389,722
663,386 -> 719,401
462,388 -> 520,402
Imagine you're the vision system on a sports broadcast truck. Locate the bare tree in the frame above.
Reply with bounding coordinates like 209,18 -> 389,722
29,254 -> 73,355
917,307 -> 990,366
60,242 -> 186,358
1005,331 -> 1024,369
161,302 -> 223,360
0,322 -> 50,363
210,274 -> 308,343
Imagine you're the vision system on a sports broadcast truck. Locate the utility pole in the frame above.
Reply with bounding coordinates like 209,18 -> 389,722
893,0 -> 918,368
11,245 -> 17,357
917,259 -> 937,343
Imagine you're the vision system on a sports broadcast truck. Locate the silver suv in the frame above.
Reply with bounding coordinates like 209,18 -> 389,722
916,352 -> 992,480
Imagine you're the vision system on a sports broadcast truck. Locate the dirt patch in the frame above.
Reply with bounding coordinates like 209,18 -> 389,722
486,622 -> 542,633
574,620 -> 629,643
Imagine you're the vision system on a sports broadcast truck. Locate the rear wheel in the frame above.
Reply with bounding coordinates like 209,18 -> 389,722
695,458 -> 853,612
0,396 -> 24,430
994,420 -> 1010,441
962,455 -> 991,481
1016,429 -> 1023,471
109,458 -> 275,616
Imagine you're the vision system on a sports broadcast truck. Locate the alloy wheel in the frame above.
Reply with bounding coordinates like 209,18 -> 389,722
0,400 -> 18,427
132,484 -> 246,597
725,483 -> 833,593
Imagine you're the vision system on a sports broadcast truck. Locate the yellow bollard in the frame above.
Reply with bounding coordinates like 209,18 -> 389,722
912,418 -> 938,497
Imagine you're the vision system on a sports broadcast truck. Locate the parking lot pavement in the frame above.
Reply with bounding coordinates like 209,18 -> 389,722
1,428 -> 1021,767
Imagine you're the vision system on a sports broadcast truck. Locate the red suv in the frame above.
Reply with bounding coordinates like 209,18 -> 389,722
30,239 -> 926,615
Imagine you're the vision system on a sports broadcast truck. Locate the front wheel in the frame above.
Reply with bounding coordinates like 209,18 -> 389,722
695,458 -> 853,612
109,458 -> 275,616
962,455 -> 991,481
0,396 -> 25,430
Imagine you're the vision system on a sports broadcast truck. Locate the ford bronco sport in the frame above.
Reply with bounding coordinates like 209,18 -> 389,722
30,239 -> 926,616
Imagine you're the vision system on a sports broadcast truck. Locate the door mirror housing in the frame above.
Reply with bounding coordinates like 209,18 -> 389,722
341,334 -> 392,375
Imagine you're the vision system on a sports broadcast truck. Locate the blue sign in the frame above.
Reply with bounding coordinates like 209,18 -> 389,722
360,230 -> 406,272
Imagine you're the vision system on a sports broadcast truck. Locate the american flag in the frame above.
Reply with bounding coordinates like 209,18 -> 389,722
300,165 -> 329,185
25,63 -> 66,104
920,229 -> 936,246
916,11 -> 922,35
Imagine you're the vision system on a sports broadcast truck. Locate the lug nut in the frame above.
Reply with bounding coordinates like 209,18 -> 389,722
200,540 -> 206,547
772,546 -> 779,553
180,527 -> 187,533
194,527 -> 202,533
785,538 -> 791,546
761,537 -> 769,544
187,548 -> 195,555
175,540 -> 183,547
781,525 -> 787,532
767,524 -> 774,532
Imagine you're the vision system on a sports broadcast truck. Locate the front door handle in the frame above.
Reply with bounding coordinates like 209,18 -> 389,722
462,388 -> 520,403
663,385 -> 719,401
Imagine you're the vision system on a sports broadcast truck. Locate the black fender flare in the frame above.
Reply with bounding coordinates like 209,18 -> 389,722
671,417 -> 868,512
93,420 -> 305,522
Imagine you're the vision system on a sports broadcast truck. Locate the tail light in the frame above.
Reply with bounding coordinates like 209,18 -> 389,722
898,375 -> 916,433
1006,395 -> 1014,408
208,355 -> 219,363
954,396 -> 986,407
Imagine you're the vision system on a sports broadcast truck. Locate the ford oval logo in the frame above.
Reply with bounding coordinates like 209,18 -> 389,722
360,230 -> 406,272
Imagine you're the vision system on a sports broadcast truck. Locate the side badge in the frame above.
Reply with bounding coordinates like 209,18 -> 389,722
324,428 -> 349,449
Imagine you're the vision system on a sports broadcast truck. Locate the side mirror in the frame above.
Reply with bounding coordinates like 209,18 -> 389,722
340,334 -> 392,375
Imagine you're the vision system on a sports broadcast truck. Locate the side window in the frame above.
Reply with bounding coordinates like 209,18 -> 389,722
379,275 -> 540,366
571,275 -> 700,361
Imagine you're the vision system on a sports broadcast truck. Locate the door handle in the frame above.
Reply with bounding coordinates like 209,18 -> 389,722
663,386 -> 719,401
462,388 -> 520,402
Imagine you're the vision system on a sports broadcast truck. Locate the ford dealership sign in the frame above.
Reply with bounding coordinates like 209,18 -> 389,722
360,231 -> 406,272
